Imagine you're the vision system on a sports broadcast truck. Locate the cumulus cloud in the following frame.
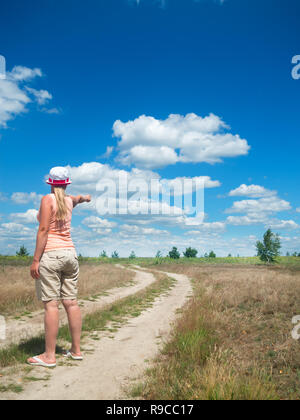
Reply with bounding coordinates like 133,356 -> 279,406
121,145 -> 178,169
226,214 -> 268,226
113,113 -> 250,169
10,209 -> 38,224
162,176 -> 220,195
67,161 -> 219,196
0,222 -> 35,239
120,224 -> 169,237
66,162 -> 160,195
82,216 -> 117,230
64,161 -> 220,227
296,208 -> 300,213
185,221 -> 226,233
266,219 -> 299,230
0,65 -> 55,128
229,184 -> 276,198
8,66 -> 42,82
226,191 -> 295,230
11,192 -> 43,206
226,196 -> 291,215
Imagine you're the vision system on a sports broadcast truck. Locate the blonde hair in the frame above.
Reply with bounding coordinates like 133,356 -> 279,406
53,187 -> 68,221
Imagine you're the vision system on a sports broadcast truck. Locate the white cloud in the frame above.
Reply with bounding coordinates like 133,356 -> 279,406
226,196 -> 291,215
0,222 -> 35,239
66,162 -> 160,195
25,87 -> 52,105
11,192 -> 43,206
0,65 -> 55,128
229,184 -> 276,198
8,66 -> 42,82
82,216 -> 117,230
296,208 -> 300,213
120,145 -> 178,169
226,214 -> 268,226
186,221 -> 226,233
102,146 -> 114,159
266,219 -> 299,230
120,224 -> 169,237
64,161 -> 222,228
162,176 -> 220,195
0,78 -> 31,127
10,209 -> 38,224
66,161 -> 220,195
226,192 -> 295,230
113,113 -> 250,169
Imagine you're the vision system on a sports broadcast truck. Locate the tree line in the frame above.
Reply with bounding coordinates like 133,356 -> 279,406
13,229 -> 299,263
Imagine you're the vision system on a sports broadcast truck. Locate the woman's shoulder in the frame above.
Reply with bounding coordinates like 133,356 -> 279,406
43,193 -> 55,202
39,194 -> 55,207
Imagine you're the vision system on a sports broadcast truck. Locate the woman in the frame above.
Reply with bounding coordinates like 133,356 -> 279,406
28,167 -> 91,368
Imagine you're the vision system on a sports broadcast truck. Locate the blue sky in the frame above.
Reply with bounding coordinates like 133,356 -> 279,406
0,0 -> 299,257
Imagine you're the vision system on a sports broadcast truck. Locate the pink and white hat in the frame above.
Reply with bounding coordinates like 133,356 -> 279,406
46,167 -> 72,185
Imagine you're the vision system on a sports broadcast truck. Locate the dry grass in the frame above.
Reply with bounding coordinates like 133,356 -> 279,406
0,264 -> 134,316
138,264 -> 300,400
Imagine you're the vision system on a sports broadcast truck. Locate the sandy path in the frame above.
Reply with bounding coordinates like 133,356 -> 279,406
11,270 -> 192,401
0,267 -> 156,349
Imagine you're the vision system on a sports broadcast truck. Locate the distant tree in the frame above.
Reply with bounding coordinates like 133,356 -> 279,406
256,229 -> 281,263
204,253 -> 209,258
286,252 -> 290,257
209,251 -> 216,258
169,247 -> 180,260
298,253 -> 300,258
292,252 -> 298,257
155,251 -> 163,258
16,245 -> 29,257
227,253 -> 232,258
129,251 -> 136,259
111,251 -> 119,259
100,250 -> 108,258
183,247 -> 198,258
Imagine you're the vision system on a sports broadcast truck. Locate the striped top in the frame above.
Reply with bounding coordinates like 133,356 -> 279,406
38,194 -> 75,253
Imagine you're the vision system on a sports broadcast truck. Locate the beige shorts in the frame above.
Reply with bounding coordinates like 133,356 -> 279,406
36,249 -> 79,302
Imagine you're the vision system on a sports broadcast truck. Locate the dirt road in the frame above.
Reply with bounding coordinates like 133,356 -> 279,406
6,267 -> 192,400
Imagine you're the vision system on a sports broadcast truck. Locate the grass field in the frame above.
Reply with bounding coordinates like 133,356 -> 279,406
1,255 -> 300,267
1,256 -> 300,399
133,263 -> 300,400
0,261 -> 134,316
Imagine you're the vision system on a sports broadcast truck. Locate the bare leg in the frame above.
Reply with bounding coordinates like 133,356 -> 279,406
62,300 -> 82,355
28,300 -> 59,365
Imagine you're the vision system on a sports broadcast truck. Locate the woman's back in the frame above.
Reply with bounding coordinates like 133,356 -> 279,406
38,194 -> 74,253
